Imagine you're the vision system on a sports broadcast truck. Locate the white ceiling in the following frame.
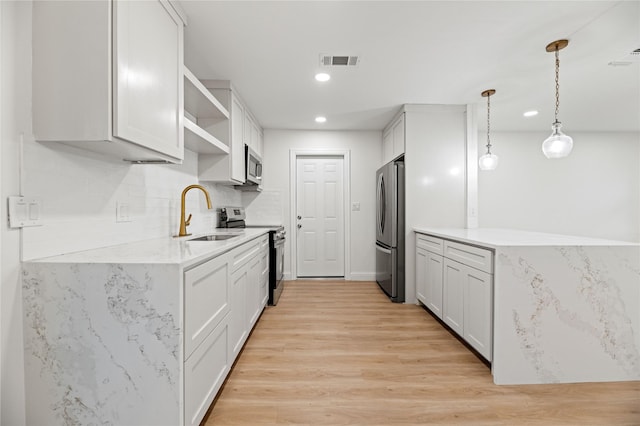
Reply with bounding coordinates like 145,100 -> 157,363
180,1 -> 640,132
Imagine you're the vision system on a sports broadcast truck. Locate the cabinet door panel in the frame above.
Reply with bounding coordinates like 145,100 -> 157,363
246,256 -> 262,328
382,130 -> 392,164
443,259 -> 464,335
184,320 -> 230,426
231,96 -> 246,182
426,252 -> 444,319
260,248 -> 269,307
464,268 -> 493,361
184,255 -> 230,358
416,247 -> 428,304
114,0 -> 183,159
33,1 -> 111,142
392,114 -> 405,158
229,267 -> 248,359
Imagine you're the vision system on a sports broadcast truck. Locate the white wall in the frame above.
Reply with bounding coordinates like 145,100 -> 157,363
404,105 -> 468,304
2,3 -> 29,424
247,129 -> 381,280
478,131 -> 640,242
21,146 -> 226,260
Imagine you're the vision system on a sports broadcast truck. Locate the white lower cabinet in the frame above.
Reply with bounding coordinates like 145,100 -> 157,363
259,237 -> 270,308
184,253 -> 230,357
416,246 -> 428,304
416,233 -> 444,319
248,237 -> 270,328
184,318 -> 230,426
230,264 -> 249,358
425,253 -> 444,318
443,258 -> 465,335
228,235 -> 268,359
416,232 -> 493,361
462,265 -> 493,360
183,234 -> 269,426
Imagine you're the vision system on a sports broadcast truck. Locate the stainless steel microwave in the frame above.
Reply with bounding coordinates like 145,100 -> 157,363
245,145 -> 262,185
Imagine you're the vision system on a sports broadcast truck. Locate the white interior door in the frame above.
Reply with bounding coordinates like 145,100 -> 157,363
296,156 -> 344,277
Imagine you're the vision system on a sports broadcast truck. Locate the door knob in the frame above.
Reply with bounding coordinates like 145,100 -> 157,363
297,224 -> 302,229
297,215 -> 301,220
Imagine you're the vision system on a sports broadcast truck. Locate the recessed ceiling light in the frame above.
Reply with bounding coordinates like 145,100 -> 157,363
315,73 -> 330,82
523,110 -> 539,117
315,116 -> 327,123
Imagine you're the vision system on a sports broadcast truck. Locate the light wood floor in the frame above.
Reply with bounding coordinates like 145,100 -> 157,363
203,280 -> 640,425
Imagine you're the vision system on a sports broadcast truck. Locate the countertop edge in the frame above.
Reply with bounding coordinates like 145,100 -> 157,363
413,227 -> 639,248
23,229 -> 272,267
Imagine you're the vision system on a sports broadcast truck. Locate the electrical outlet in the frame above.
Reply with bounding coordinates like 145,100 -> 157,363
116,201 -> 132,223
8,196 -> 43,228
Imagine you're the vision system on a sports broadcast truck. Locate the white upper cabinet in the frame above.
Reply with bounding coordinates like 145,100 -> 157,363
198,81 -> 263,184
381,112 -> 405,164
243,112 -> 262,157
33,0 -> 185,163
382,129 -> 393,165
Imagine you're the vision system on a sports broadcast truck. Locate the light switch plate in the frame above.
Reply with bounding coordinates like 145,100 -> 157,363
352,202 -> 361,211
8,196 -> 43,228
116,201 -> 132,223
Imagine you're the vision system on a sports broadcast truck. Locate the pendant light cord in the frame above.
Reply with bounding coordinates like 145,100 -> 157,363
486,93 -> 492,154
554,48 -> 560,123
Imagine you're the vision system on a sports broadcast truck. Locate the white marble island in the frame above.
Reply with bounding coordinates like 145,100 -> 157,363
414,227 -> 640,385
22,229 -> 270,426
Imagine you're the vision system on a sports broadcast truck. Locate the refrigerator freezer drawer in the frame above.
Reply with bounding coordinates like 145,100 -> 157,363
375,243 -> 395,298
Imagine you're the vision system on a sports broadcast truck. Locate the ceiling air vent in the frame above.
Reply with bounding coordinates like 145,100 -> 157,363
608,48 -> 640,66
320,54 -> 359,67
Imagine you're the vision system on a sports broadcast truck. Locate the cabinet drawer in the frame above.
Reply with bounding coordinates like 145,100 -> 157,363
184,254 -> 230,358
230,238 -> 262,272
416,233 -> 444,255
184,318 -> 230,426
443,241 -> 493,274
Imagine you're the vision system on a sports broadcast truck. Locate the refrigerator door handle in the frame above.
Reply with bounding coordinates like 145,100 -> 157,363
378,174 -> 386,234
375,244 -> 392,255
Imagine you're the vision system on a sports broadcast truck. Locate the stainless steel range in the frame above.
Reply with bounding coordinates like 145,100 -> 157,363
220,207 -> 285,305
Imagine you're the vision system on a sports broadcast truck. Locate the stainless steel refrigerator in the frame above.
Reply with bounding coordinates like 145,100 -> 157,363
375,158 -> 405,302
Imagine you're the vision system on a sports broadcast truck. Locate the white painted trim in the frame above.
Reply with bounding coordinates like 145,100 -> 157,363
0,3 -> 3,422
349,272 -> 376,281
289,149 -> 351,280
466,103 -> 479,229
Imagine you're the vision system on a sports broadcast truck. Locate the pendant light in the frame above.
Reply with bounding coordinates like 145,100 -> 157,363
478,89 -> 498,171
542,39 -> 573,158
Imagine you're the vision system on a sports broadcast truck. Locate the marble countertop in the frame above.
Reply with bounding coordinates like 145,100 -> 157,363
414,227 -> 638,249
25,228 -> 271,268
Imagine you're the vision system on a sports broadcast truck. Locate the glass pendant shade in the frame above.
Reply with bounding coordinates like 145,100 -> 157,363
542,121 -> 573,158
478,152 -> 499,170
543,40 -> 573,159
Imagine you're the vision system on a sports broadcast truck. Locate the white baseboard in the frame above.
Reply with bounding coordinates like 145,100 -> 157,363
348,272 -> 376,281
284,272 -> 375,281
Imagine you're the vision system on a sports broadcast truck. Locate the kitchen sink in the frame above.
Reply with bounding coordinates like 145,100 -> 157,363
188,234 -> 239,241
